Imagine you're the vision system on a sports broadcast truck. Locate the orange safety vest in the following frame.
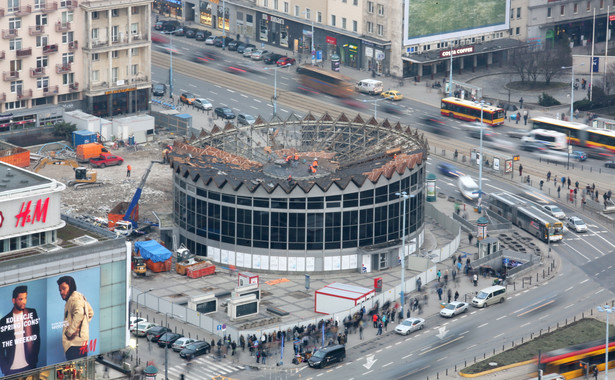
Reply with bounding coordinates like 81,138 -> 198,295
312,160 -> 318,167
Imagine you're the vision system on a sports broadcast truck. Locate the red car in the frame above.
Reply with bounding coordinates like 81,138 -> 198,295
276,57 -> 296,67
89,153 -> 124,168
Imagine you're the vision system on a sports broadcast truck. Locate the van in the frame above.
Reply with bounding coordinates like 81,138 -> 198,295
355,79 -> 384,95
307,345 -> 345,368
458,175 -> 479,200
471,285 -> 506,308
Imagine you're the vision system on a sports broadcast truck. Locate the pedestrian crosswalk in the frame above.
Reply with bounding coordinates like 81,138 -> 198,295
164,355 -> 245,379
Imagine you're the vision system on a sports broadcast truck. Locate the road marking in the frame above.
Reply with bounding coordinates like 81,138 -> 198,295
402,353 -> 414,359
520,322 -> 531,328
580,279 -> 589,284
478,323 -> 488,328
595,289 -> 605,295
383,362 -> 394,367
565,304 -> 575,309
362,370 -> 373,376
485,183 -> 507,192
395,341 -> 402,345
461,330 -> 470,335
376,349 -> 383,353
494,333 -> 504,339
437,356 -> 448,362
562,241 -> 592,262
496,316 -> 506,321
226,89 -> 235,93
385,345 -> 392,349
517,299 -> 555,317
539,314 -> 551,320
253,99 -> 261,103
565,286 -> 574,292
467,344 -> 477,349
189,84 -> 197,87
210,91 -> 218,95
240,94 -> 248,98
419,336 -> 464,355
250,106 -> 258,110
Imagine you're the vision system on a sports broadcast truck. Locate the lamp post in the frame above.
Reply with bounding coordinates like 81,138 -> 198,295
597,305 -> 612,380
134,288 -> 153,367
264,63 -> 291,117
163,30 -> 181,99
395,191 -> 408,318
478,100 -> 485,211
361,97 -> 390,119
448,43 -> 453,96
302,10 -> 315,65
221,0 -> 226,50
562,65 -> 576,120
163,312 -> 182,380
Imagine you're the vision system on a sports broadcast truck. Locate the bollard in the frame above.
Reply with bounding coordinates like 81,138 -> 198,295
513,282 -> 516,291
543,270 -> 545,279
536,273 -> 539,282
531,333 -> 533,339
474,356 -> 476,363
557,323 -> 559,328
566,319 -> 568,325
493,348 -> 496,355
548,326 -> 550,332
446,369 -> 448,375
502,345 -> 505,351
437,372 -> 439,379
540,329 -> 542,336
484,353 -> 486,359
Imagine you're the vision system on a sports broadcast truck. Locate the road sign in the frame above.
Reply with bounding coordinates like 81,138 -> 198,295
217,324 -> 227,331
592,57 -> 599,73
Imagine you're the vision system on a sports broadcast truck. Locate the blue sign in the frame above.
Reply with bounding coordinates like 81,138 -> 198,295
593,57 -> 600,72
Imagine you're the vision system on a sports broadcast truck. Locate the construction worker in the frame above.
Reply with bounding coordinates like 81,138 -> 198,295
312,158 -> 318,168
126,164 -> 131,177
294,153 -> 299,161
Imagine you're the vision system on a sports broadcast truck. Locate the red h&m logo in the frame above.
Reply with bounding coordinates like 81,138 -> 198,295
15,197 -> 50,227
79,339 -> 97,356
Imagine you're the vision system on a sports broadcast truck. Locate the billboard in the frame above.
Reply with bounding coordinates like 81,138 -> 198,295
0,268 -> 100,377
403,0 -> 510,46
0,192 -> 63,239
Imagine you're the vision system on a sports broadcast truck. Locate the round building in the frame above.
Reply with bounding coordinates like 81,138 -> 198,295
169,112 -> 429,273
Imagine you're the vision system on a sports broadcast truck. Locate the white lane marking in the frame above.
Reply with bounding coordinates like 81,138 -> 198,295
562,241 -> 592,262
496,316 -> 506,321
494,333 -> 504,339
383,362 -> 394,367
478,323 -> 488,328
595,289 -> 605,295
580,279 -> 589,284
565,304 -> 575,309
362,370 -> 374,376
402,353 -> 414,359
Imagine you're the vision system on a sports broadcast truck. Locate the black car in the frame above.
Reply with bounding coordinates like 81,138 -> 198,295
214,107 -> 236,119
236,43 -> 255,54
157,332 -> 183,348
195,30 -> 210,41
162,20 -> 181,32
605,160 -> 615,168
154,21 -> 164,30
520,140 -> 546,152
184,28 -> 196,38
179,341 -> 211,360
214,36 -> 234,48
227,40 -> 240,50
146,326 -> 172,342
152,83 -> 166,97
263,53 -> 284,64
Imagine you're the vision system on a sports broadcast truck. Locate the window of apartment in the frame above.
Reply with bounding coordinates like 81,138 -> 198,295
131,64 -> 138,75
368,1 -> 374,13
112,50 -> 119,59
516,7 -> 521,18
367,21 -> 373,33
377,24 -> 383,36
34,0 -> 43,9
131,23 -> 138,34
92,28 -> 99,41
294,5 -> 299,17
5,100 -> 26,110
353,20 -> 357,32
561,5 -> 565,16
9,17 -> 21,30
10,81 -> 23,94
317,11 -> 322,23
62,53 -> 73,64
516,27 -> 520,35
574,3 -> 578,13
111,25 -> 119,42
61,11 -> 73,23
111,67 -> 118,82
547,7 -> 552,17
92,53 -> 99,61
131,6 -> 139,14
92,11 -> 99,19
353,0 -> 358,5
587,1 -> 591,11
36,76 -> 49,89
111,9 -> 119,17
36,56 -> 48,68
306,8 -> 311,19
378,4 -> 384,16
263,0 -> 268,8
131,48 -> 139,56
9,60 -> 21,72
62,72 -> 74,85
36,35 -> 47,47
62,31 -> 73,43
331,15 -> 336,26
9,38 -> 22,51
510,8 -> 513,19
273,0 -> 278,10
35,14 -> 47,26
340,17 -> 346,29
284,2 -> 288,13
92,70 -> 99,82
342,0 -> 347,3
8,0 -> 19,13
600,0 -> 605,9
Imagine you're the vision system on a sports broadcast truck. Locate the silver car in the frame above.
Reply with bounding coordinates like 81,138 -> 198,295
193,98 -> 213,110
440,301 -> 468,318
543,205 -> 566,220
394,317 -> 425,335
251,49 -> 269,60
566,216 -> 587,232
172,337 -> 197,352
243,47 -> 256,58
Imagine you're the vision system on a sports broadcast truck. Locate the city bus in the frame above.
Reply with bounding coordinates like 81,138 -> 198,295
296,65 -> 354,98
538,338 -> 615,379
523,129 -> 568,150
440,97 -> 505,126
531,116 -> 615,152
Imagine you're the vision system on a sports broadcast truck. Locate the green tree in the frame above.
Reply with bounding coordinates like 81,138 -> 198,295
53,121 -> 77,141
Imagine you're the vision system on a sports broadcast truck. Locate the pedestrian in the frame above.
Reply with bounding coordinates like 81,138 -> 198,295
126,164 -> 131,177
457,261 -> 462,272
256,349 -> 261,363
468,232 -> 473,245
593,365 -> 599,379
359,321 -> 364,340
383,313 -> 388,331
561,176 -> 566,187
231,340 -> 237,356
540,180 -> 544,190
519,164 -> 523,177
557,185 -> 561,198
452,255 -> 457,266
515,111 -> 521,124
519,97 -> 524,109
452,268 -> 457,281
437,269 -> 441,282
437,286 -> 443,301
454,290 -> 459,301
447,288 -> 452,303
373,313 -> 378,328
262,350 -> 267,364
377,321 -> 383,335
547,171 -> 551,182
103,366 -> 109,378
416,277 -> 422,292
575,180 -> 579,189
406,309 -> 410,318
523,110 -> 528,125
567,177 -> 571,189
473,273 -> 478,287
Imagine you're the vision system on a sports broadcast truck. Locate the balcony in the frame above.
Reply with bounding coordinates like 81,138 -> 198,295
64,0 -> 78,10
30,67 -> 45,77
68,40 -> 78,51
55,21 -> 70,32
56,62 -> 71,73
41,1 -> 58,12
14,5 -> 31,16
16,48 -> 32,57
17,89 -> 32,99
29,25 -> 45,36
43,85 -> 58,95
43,44 -> 58,54
2,29 -> 17,39
3,71 -> 19,81
69,82 -> 79,91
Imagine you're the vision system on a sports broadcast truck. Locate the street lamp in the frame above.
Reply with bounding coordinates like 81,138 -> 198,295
263,63 -> 291,116
395,192 -> 415,319
162,30 -> 181,99
221,0 -> 227,50
597,305 -> 613,380
134,288 -> 153,367
477,100 -> 485,211
448,43 -> 453,96
361,96 -> 391,119
302,10 -> 315,64
164,312 -> 182,380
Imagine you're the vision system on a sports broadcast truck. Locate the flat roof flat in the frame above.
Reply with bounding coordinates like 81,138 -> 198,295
316,282 -> 374,300
0,161 -> 52,192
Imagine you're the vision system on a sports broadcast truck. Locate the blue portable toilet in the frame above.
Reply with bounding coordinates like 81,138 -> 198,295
72,130 -> 97,147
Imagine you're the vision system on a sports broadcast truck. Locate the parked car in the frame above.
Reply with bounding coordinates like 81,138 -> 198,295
172,337 -> 197,352
250,49 -> 269,60
570,150 -> 587,161
440,301 -> 468,318
193,98 -> 213,110
566,216 -> 588,233
214,107 -> 236,119
154,21 -> 165,30
179,341 -> 211,359
157,332 -> 183,348
307,345 -> 345,368
542,204 -> 566,220
205,36 -> 216,45
237,43 -> 255,54
214,36 -> 233,48
162,20 -> 181,32
152,83 -> 166,97
264,53 -> 284,64
132,322 -> 157,337
89,153 -> 123,168
146,326 -> 172,342
242,47 -> 256,58
180,92 -> 196,105
605,160 -> 615,168
394,317 -> 425,335
277,56 -> 296,66
184,28 -> 196,38
195,30 -> 210,41
173,27 -> 185,37
227,40 -> 240,51
238,113 -> 256,125
129,316 -> 147,330
381,90 -> 404,101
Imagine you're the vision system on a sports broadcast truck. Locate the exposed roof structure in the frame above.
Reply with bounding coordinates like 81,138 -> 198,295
169,112 -> 429,194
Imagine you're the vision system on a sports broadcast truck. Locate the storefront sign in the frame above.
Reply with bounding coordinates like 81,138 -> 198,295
375,50 -> 385,61
365,47 -> 373,57
105,87 -> 137,95
440,46 -> 475,58
0,192 -> 62,237
263,14 -> 285,25
0,113 -> 13,121
344,44 -> 358,53
326,36 -> 337,45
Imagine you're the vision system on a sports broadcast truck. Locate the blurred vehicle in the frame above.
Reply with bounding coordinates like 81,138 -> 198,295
339,98 -> 368,109
422,116 -> 449,134
205,36 -> 216,45
161,20 -> 181,32
147,326 -> 171,342
243,47 -> 256,58
193,98 -> 213,110
156,45 -> 182,56
566,216 -> 587,232
516,184 -> 552,205
465,122 -> 494,140
152,83 -> 166,97
151,34 -> 169,44
296,64 -> 354,98
238,113 -> 256,125
195,30 -> 210,41
157,332 -> 183,348
225,63 -> 260,75
214,107 -> 236,119
484,134 -> 516,152
382,103 -> 405,115
214,36 -> 233,48
394,317 -> 425,335
522,129 -> 567,150
543,205 -> 566,219
277,57 -> 296,66
154,21 -> 164,30
180,92 -> 196,104
536,149 -> 569,164
437,162 -> 463,177
520,140 -> 547,152
237,43 -> 255,54
251,49 -> 269,60
381,90 -> 403,101
605,160 -> 615,168
440,301 -> 468,318
355,79 -> 384,95
570,150 -> 587,161
132,322 -> 157,337
264,53 -> 284,64
172,337 -> 197,352
184,28 -> 196,38
458,175 -> 479,200
585,146 -> 615,160
173,27 -> 185,37
180,341 -> 211,359
441,97 -> 505,126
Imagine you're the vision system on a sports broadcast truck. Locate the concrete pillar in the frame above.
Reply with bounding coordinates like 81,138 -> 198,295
431,63 -> 437,80
458,57 -> 464,75
417,63 -> 423,82
487,52 -> 493,69
472,55 -> 477,73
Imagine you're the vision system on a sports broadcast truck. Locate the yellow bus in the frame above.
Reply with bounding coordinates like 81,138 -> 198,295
440,97 -> 505,126
296,65 -> 354,98
531,116 -> 615,152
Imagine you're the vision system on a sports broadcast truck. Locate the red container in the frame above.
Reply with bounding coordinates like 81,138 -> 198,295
187,263 -> 216,278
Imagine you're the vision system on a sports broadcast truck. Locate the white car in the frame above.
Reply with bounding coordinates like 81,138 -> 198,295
132,321 -> 157,336
205,36 -> 216,45
172,337 -> 197,352
129,316 -> 147,330
440,301 -> 468,318
566,216 -> 588,232
394,317 -> 425,335
543,205 -> 566,220
193,98 -> 213,110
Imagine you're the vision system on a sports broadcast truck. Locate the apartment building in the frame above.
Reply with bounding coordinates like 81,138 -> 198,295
81,0 -> 152,117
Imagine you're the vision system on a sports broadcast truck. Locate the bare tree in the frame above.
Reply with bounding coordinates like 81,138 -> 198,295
510,46 -> 533,83
603,61 -> 615,95
539,36 -> 572,84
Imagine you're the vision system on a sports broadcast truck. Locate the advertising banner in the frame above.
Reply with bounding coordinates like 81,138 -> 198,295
0,268 -> 100,377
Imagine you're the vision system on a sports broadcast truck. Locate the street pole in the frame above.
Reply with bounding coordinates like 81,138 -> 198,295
395,191 -> 409,319
135,289 -> 152,367
169,31 -> 174,99
164,313 -> 169,380
222,0 -> 226,50
311,18 -> 315,65
478,100 -> 485,211
265,63 -> 291,117
448,44 -> 453,96
597,305 -> 612,380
